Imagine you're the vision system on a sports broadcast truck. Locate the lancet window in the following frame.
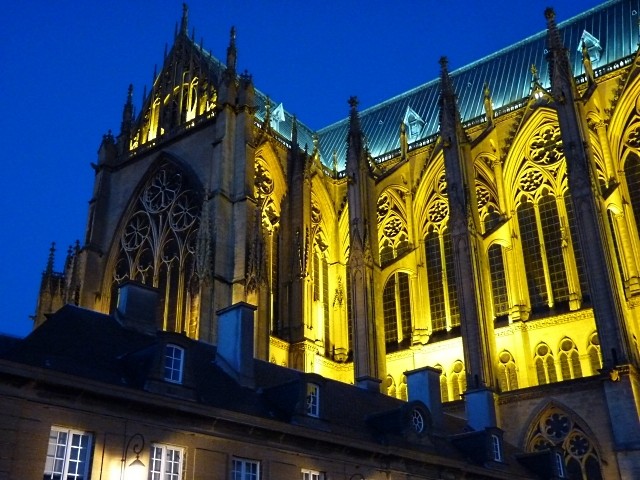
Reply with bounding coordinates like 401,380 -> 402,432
587,333 -> 602,375
424,225 -> 460,332
423,171 -> 460,333
625,153 -> 640,229
534,342 -> 558,385
382,272 -> 412,351
112,162 -> 201,337
450,361 -> 466,400
526,406 -> 603,479
559,337 -> 582,380
497,350 -> 518,392
436,366 -> 449,403
517,189 -> 572,311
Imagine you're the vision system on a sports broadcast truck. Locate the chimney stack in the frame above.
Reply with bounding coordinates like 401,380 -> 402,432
405,366 -> 443,427
115,282 -> 159,335
215,302 -> 257,387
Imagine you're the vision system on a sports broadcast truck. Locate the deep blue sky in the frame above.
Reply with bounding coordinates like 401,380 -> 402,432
1,0 -> 604,338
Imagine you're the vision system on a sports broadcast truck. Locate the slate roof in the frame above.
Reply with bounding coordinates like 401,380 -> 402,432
316,0 -> 640,168
0,304 -> 535,477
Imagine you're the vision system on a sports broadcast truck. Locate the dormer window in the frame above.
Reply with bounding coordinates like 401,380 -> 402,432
491,434 -> 502,462
403,106 -> 425,143
164,344 -> 184,384
306,383 -> 319,417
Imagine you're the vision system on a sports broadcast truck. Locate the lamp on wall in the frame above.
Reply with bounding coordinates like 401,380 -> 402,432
121,433 -> 146,480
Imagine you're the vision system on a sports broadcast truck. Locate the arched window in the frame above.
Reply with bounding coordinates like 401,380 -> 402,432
497,350 -> 518,392
488,244 -> 509,318
625,152 -> 640,228
450,361 -> 466,399
534,342 -> 558,385
587,332 -> 602,375
526,406 -> 603,479
312,249 -> 331,352
559,337 -> 582,380
382,272 -> 412,351
424,225 -> 459,332
517,190 -> 571,311
112,162 -> 201,337
564,193 -> 589,301
435,364 -> 449,403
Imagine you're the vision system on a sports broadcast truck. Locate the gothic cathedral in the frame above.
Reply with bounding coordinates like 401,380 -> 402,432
35,2 -> 640,477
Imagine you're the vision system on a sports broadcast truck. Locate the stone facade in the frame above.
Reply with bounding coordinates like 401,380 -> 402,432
33,1 -> 640,477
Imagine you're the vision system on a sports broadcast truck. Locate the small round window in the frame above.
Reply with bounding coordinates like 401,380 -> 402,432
410,409 -> 425,434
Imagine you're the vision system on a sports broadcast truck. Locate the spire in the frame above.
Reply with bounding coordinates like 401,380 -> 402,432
483,82 -> 494,124
227,26 -> 237,75
291,114 -> 298,148
438,56 -> 459,137
263,96 -> 272,131
545,7 -> 573,100
180,3 -> 189,36
45,242 -> 56,275
120,84 -> 134,136
346,96 -> 363,173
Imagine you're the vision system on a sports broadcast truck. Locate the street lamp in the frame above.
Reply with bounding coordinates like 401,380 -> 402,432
121,433 -> 146,480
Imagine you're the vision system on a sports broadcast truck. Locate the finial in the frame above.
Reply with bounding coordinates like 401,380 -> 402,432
348,96 -> 359,109
439,56 -> 449,71
483,82 -> 494,122
530,63 -> 539,82
582,40 -> 595,83
46,242 -> 56,274
181,3 -> 189,36
263,96 -> 272,129
227,26 -> 237,74
544,7 -> 555,22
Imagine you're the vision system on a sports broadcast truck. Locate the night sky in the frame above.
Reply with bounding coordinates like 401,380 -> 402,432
1,0 -> 605,337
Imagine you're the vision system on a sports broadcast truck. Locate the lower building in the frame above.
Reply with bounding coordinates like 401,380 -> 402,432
1,283 -> 543,480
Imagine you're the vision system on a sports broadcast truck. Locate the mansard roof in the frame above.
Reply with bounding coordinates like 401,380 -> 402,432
316,0 -> 640,168
0,304 -> 532,478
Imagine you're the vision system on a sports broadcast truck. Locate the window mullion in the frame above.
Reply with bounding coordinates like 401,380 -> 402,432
533,202 -> 554,307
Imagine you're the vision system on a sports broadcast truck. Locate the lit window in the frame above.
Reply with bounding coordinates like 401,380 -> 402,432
43,427 -> 93,480
491,434 -> 502,462
306,383 -> 320,417
149,444 -> 183,480
164,344 -> 184,384
232,458 -> 260,480
302,469 -> 324,480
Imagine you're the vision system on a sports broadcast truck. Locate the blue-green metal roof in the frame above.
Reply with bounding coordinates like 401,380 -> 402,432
315,0 -> 640,170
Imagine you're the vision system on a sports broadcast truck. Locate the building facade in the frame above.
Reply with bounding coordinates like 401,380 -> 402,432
34,1 -> 640,478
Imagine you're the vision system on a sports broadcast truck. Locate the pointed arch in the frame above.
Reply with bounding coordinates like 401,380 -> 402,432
104,154 -> 203,337
524,401 -> 604,480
